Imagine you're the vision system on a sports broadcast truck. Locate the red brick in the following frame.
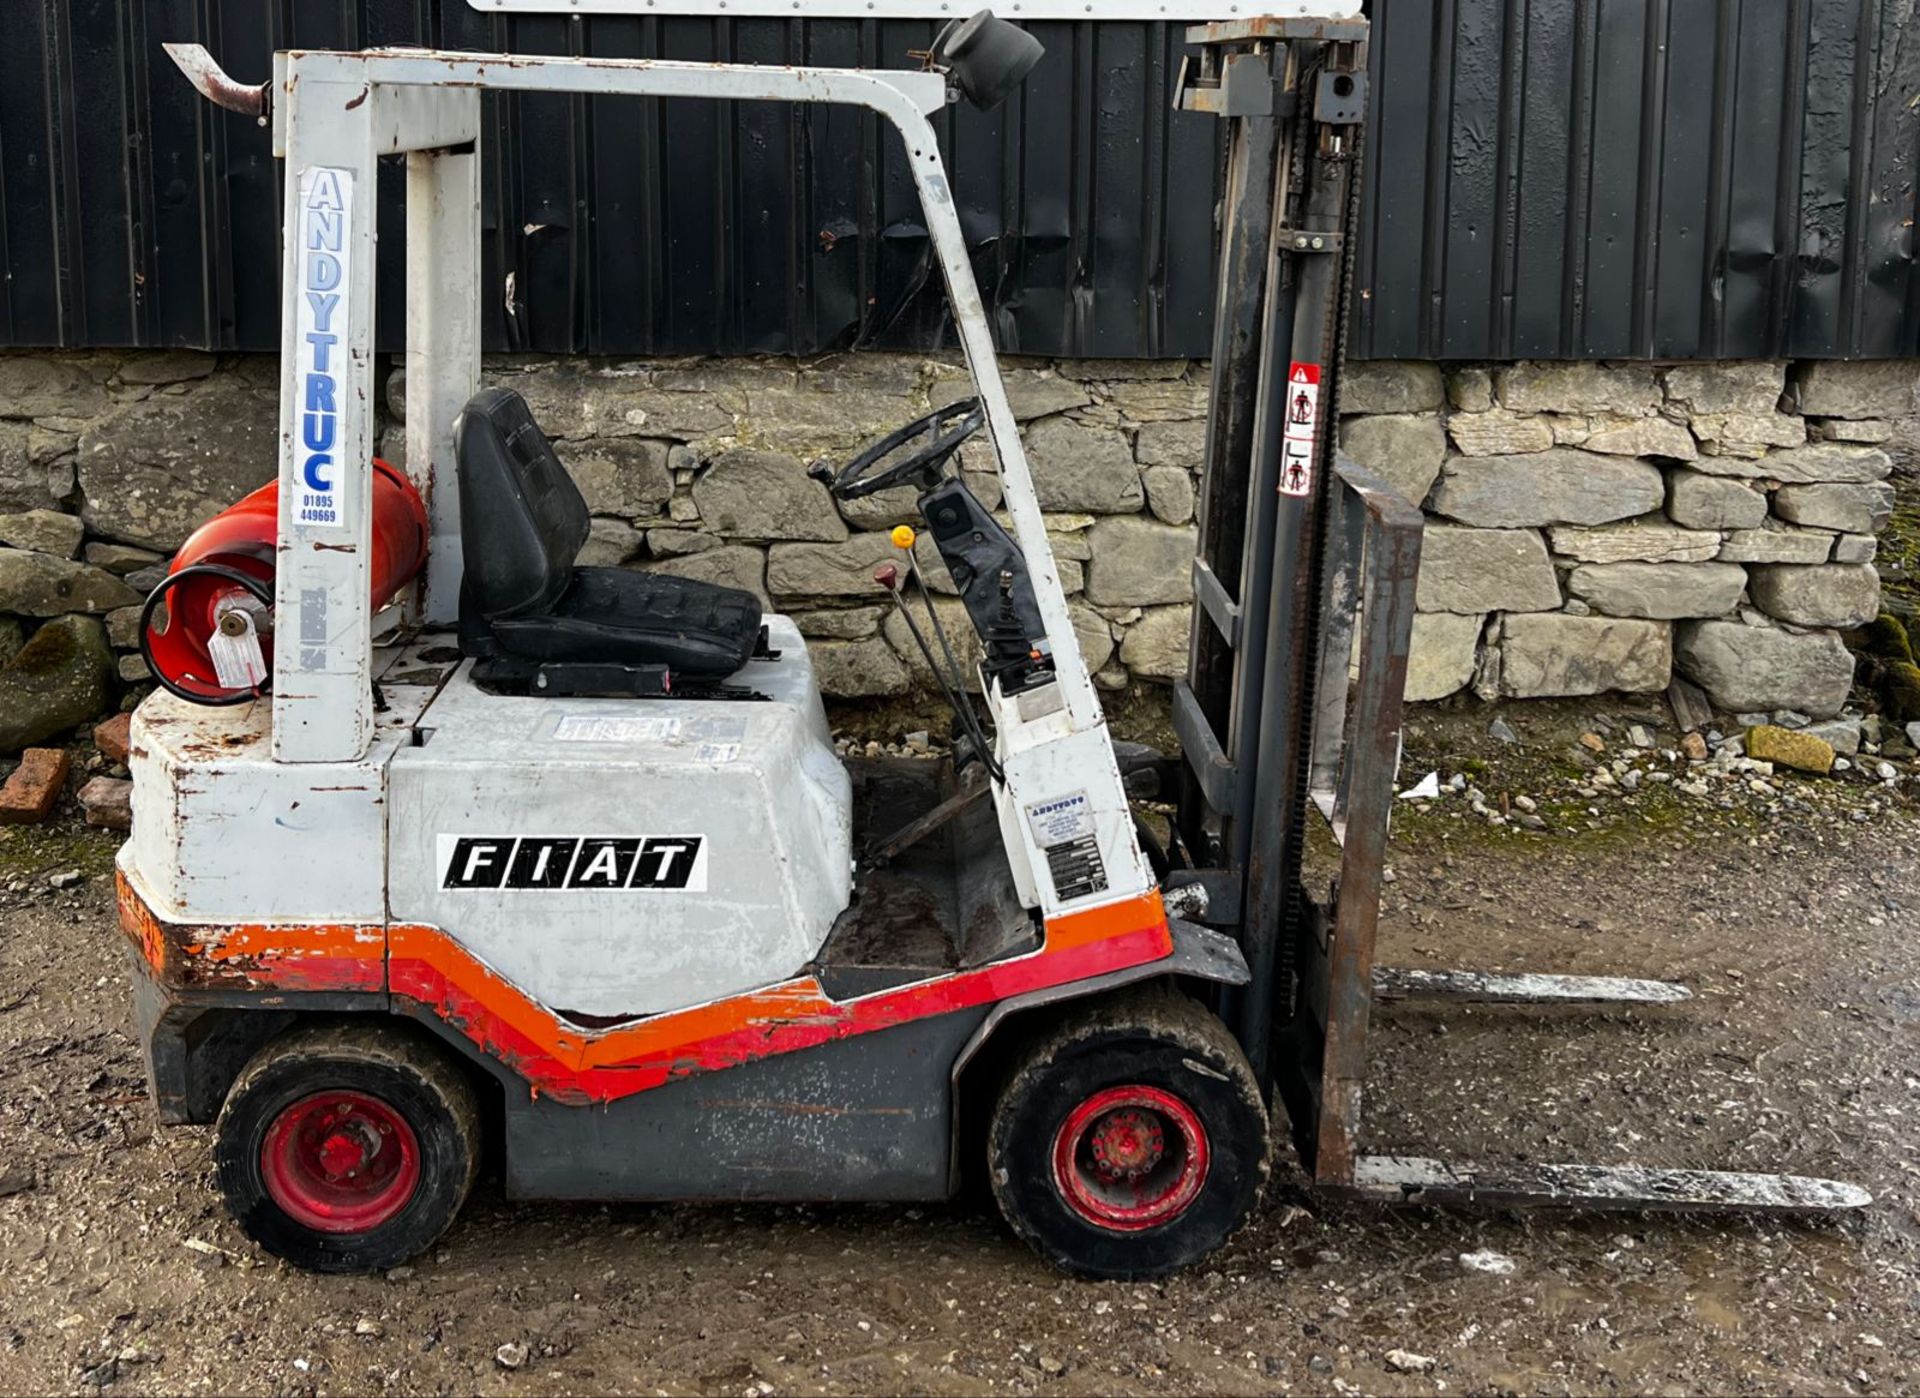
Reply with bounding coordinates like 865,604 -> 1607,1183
93,712 -> 133,765
0,749 -> 71,825
77,776 -> 133,831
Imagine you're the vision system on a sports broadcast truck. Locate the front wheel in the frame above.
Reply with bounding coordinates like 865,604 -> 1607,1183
987,987 -> 1269,1280
214,1021 -> 480,1273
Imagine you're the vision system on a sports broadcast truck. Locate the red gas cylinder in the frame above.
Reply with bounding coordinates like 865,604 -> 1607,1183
141,458 -> 430,704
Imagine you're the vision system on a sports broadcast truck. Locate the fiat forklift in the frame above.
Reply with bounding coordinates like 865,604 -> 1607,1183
121,13 -> 1865,1281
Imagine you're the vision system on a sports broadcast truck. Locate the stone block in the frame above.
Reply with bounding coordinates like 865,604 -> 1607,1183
93,711 -> 132,763
1340,362 -> 1444,415
1813,418 -> 1894,444
1108,379 -> 1204,422
795,606 -> 884,640
0,423 -> 71,515
1340,414 -> 1447,504
1833,535 -> 1877,564
117,351 -> 217,388
1743,724 -> 1834,776
1663,361 -> 1786,416
105,606 -> 141,650
1446,409 -> 1555,457
578,518 -> 642,567
1499,613 -> 1671,697
1495,361 -> 1663,416
0,748 -> 70,823
1717,522 -> 1834,565
1447,367 -> 1494,414
1416,525 -> 1561,614
0,510 -> 82,559
1022,417 -> 1144,513
0,358 -> 107,421
1084,517 -> 1196,607
1581,415 -> 1697,460
1565,561 -> 1747,620
1133,418 -> 1205,470
1748,563 -> 1879,629
1548,521 -> 1720,564
933,369 -> 1089,421
646,529 -> 721,558
832,481 -> 922,533
0,616 -> 114,754
564,438 -> 674,519
78,774 -> 133,830
75,374 -> 278,549
118,654 -> 150,683
1689,442 -> 1891,484
83,542 -> 163,576
1139,465 -> 1194,525
690,449 -> 847,542
1789,360 -> 1920,420
1405,611 -> 1484,702
767,534 -> 898,598
1666,469 -> 1768,530
1771,481 -> 1894,535
1675,620 -> 1853,718
1057,358 -> 1189,383
0,550 -> 139,616
811,635 -> 911,699
1691,411 -> 1806,459
1117,605 -> 1192,680
644,544 -> 769,606
1428,450 -> 1663,527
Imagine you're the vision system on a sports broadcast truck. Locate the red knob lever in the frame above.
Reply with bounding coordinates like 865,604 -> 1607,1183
872,563 -> 900,592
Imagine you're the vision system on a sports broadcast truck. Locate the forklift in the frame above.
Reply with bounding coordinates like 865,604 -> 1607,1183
122,13 -> 1866,1281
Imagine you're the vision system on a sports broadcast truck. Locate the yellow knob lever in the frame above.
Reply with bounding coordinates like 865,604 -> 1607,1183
890,525 -> 917,549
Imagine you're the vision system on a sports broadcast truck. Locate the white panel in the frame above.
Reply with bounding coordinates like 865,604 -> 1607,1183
126,690 -> 424,924
274,76 -> 378,763
405,138 -> 482,626
466,1 -> 1360,16
386,618 -> 854,1018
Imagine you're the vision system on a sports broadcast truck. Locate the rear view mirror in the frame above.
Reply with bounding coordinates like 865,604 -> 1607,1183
931,10 -> 1044,111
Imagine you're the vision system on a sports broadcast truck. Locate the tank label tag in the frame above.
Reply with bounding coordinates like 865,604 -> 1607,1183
1026,790 -> 1109,902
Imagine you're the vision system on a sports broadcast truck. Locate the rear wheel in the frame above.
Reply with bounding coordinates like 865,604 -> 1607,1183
987,987 -> 1269,1280
215,1022 -> 480,1273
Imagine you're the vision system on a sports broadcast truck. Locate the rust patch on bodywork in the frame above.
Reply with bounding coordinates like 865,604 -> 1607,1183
117,870 -> 387,993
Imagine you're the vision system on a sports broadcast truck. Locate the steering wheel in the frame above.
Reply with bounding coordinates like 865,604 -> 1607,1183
817,398 -> 984,500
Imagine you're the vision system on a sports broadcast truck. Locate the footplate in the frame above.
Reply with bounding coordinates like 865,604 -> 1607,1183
1341,1155 -> 1872,1213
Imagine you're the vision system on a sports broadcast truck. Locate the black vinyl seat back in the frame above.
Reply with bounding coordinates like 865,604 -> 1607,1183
451,386 -> 766,686
454,387 -> 591,619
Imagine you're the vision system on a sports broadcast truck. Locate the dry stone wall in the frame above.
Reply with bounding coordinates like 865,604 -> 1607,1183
1346,359 -> 1917,719
0,348 -> 1908,750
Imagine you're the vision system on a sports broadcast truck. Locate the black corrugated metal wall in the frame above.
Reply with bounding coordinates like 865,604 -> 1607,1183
1357,0 -> 1920,361
0,1 -> 1914,360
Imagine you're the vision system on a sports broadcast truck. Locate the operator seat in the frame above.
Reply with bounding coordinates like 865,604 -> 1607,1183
453,387 -> 762,680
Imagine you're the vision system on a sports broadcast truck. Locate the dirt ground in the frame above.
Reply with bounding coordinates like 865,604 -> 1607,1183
2,781 -> 1919,1396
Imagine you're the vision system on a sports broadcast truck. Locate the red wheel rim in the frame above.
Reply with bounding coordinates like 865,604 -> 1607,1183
1050,1084 -> 1210,1231
260,1090 -> 421,1234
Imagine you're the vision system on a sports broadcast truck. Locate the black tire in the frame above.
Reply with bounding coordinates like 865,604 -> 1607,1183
987,986 -> 1269,1280
214,1021 -> 480,1274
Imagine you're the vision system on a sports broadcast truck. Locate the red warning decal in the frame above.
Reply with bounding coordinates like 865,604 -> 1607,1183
1281,361 -> 1321,498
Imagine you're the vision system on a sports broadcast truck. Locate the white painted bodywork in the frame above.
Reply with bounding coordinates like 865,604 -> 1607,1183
388,617 -> 853,1016
130,42 -> 1154,1023
123,645 -> 444,924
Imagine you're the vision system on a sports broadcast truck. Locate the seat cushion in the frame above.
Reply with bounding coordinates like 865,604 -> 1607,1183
487,567 -> 763,679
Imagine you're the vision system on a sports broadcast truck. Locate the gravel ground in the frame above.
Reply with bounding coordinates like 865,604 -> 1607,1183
3,760 -> 1919,1396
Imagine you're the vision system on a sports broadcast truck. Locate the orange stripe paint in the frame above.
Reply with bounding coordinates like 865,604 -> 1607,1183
126,871 -> 1173,1104
118,871 -> 391,993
